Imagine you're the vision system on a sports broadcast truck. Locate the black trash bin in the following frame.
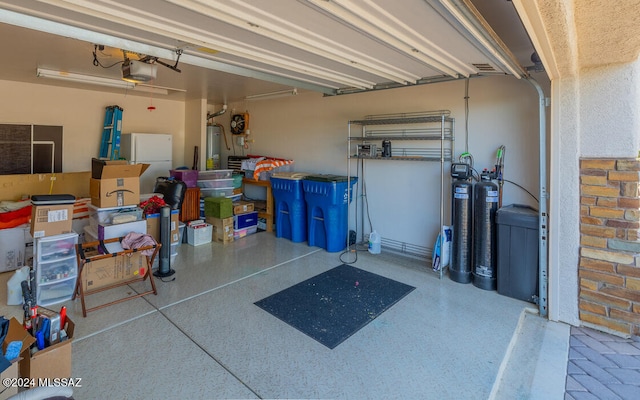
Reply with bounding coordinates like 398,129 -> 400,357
496,204 -> 539,303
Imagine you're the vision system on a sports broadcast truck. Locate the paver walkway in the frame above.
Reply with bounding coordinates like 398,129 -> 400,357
566,326 -> 640,400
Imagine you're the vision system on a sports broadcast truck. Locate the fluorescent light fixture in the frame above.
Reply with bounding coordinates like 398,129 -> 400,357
245,88 -> 298,101
36,67 -> 135,89
132,85 -> 169,95
133,83 -> 187,95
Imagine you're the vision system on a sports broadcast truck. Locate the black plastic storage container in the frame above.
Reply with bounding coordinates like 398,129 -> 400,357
496,204 -> 539,303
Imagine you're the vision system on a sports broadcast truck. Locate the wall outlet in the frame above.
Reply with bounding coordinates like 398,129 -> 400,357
237,136 -> 245,146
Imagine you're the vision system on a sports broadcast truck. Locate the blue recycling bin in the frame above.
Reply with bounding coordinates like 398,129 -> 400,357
271,176 -> 307,242
302,175 -> 357,252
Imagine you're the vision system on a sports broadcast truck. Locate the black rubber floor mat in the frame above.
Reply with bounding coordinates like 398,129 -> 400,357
254,264 -> 415,349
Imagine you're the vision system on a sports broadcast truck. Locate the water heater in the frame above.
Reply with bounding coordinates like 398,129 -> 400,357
206,125 -> 221,170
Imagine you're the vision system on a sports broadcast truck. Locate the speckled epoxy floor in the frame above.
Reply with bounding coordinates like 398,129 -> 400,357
0,232 -> 565,399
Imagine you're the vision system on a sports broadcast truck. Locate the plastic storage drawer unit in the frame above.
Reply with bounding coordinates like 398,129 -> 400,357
35,232 -> 78,306
496,204 -> 539,303
271,174 -> 308,243
302,175 -> 357,252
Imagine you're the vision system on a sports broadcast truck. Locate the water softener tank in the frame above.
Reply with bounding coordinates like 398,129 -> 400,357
206,124 -> 221,170
450,180 -> 473,283
473,175 -> 499,290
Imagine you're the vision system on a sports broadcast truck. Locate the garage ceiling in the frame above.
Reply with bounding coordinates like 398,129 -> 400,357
0,0 -> 536,102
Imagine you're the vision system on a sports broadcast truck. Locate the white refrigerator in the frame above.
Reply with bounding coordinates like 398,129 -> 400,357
120,133 -> 173,194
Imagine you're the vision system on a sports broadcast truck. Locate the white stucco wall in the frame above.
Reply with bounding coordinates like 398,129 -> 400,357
549,58 -> 640,326
579,61 -> 640,158
549,75 -> 581,325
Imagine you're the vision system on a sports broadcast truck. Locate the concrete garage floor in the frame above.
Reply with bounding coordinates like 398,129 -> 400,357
0,232 -> 574,399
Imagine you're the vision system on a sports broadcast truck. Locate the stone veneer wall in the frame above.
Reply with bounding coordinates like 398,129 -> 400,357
579,158 -> 640,336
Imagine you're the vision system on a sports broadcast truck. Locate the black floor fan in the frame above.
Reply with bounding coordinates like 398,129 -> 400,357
154,206 -> 175,278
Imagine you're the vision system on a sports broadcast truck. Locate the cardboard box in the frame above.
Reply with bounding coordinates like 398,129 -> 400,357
145,210 -> 180,244
232,201 -> 254,215
0,226 -> 29,273
91,158 -> 126,179
30,204 -> 74,238
206,217 -> 234,243
90,159 -> 149,208
81,251 -> 148,291
2,317 -> 75,386
2,318 -> 33,370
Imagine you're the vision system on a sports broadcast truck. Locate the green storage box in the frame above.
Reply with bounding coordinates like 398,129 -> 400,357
204,197 -> 233,218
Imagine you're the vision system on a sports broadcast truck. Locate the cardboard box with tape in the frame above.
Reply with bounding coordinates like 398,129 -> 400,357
90,159 -> 149,208
30,195 -> 75,238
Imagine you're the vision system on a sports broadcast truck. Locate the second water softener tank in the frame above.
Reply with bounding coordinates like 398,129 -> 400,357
473,175 -> 499,290
450,180 -> 473,283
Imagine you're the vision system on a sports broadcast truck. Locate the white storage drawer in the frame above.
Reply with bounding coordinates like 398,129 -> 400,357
37,255 -> 77,284
37,233 -> 77,261
36,278 -> 76,307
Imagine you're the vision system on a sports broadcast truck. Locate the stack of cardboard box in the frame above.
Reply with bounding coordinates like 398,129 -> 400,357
204,199 -> 259,242
233,203 -> 258,240
86,158 -> 149,245
204,197 -> 234,244
82,158 -> 160,289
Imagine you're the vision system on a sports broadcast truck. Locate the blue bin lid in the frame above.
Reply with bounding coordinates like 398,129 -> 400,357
271,172 -> 310,180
